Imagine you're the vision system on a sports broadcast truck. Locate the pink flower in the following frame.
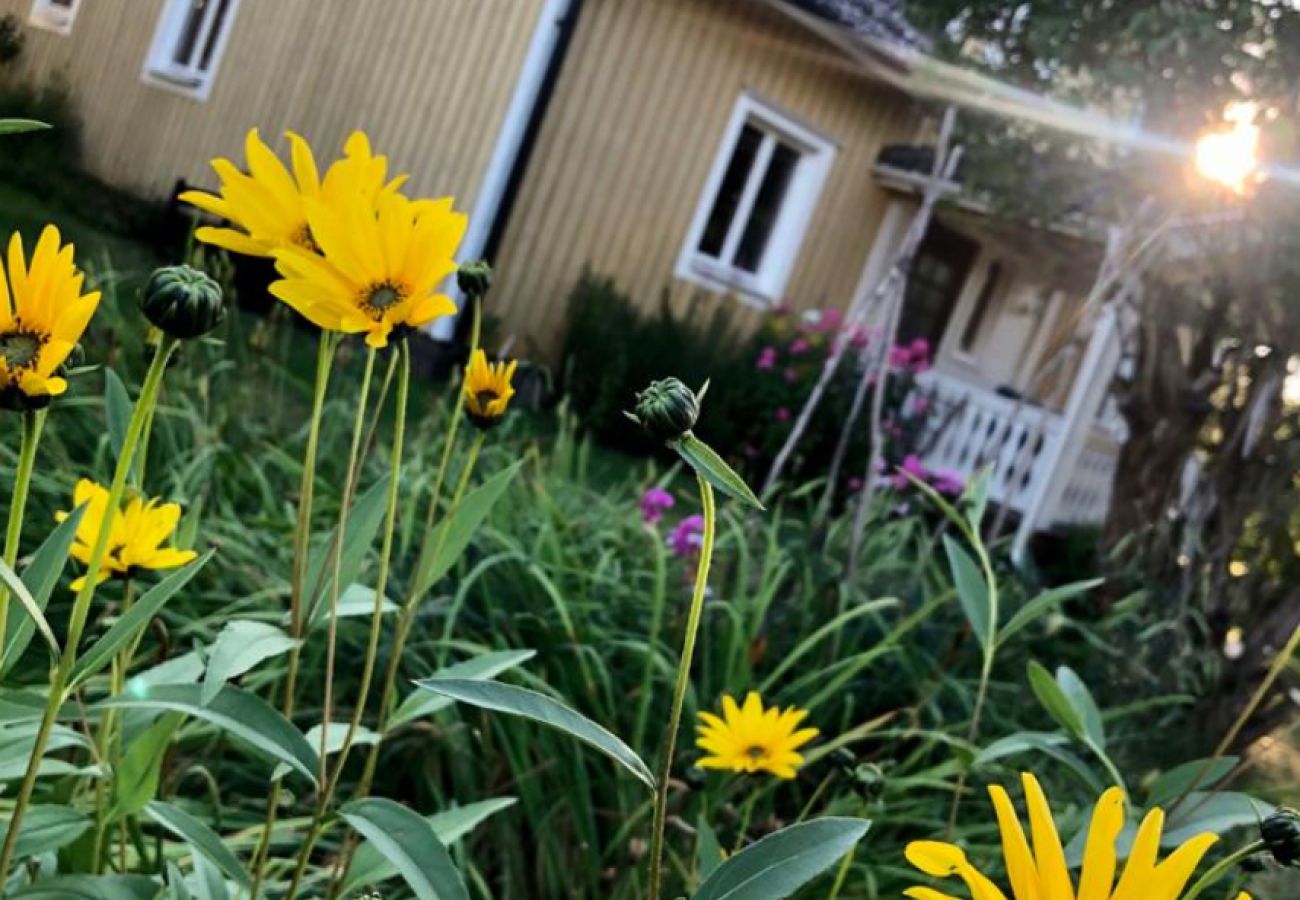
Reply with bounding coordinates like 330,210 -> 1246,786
783,367 -> 799,384
888,344 -> 913,369
639,487 -> 675,525
912,396 -> 931,415
908,338 -> 932,373
931,469 -> 966,497
668,514 -> 705,557
774,406 -> 792,422
846,477 -> 863,493
850,328 -> 870,349
789,337 -> 811,355
891,454 -> 929,489
756,346 -> 778,371
820,308 -> 844,333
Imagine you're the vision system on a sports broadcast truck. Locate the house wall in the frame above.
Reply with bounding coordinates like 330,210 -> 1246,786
489,0 -> 920,359
0,0 -> 545,208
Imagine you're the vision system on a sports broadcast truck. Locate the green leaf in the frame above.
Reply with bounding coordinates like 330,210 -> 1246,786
412,462 -> 522,597
0,558 -> 60,661
98,684 -> 318,785
1146,757 -> 1238,807
188,855 -> 230,900
1055,665 -> 1105,748
695,814 -> 724,882
964,467 -> 992,531
287,583 -> 398,629
304,479 -> 390,628
270,721 -> 380,780
692,817 -> 870,900
340,798 -> 470,900
1027,661 -> 1085,741
104,368 -> 132,466
110,713 -> 183,821
415,678 -> 655,790
998,579 -> 1104,647
12,875 -> 161,899
390,650 -> 536,730
943,535 -> 990,650
0,119 -> 51,135
71,552 -> 215,688
0,805 -> 92,860
673,434 -> 763,510
3,505 -> 84,675
1161,791 -> 1274,846
144,800 -> 251,889
200,619 -> 297,705
340,797 -> 516,895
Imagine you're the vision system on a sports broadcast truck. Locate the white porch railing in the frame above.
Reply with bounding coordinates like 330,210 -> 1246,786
910,370 -> 1121,528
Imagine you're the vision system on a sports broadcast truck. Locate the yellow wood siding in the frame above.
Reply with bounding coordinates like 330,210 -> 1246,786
0,0 -> 544,206
490,0 -> 920,359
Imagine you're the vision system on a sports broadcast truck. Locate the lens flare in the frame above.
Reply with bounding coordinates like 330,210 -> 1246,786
1194,102 -> 1262,194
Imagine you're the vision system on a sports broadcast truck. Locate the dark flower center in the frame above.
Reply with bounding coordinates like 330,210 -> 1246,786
360,280 -> 406,319
0,325 -> 47,372
291,223 -> 319,253
475,389 -> 500,408
744,745 -> 769,761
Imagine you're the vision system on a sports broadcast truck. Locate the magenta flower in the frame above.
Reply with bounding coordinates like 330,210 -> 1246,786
640,487 -> 675,525
668,514 -> 705,557
912,396 -> 931,415
846,476 -> 863,493
756,346 -> 778,371
774,406 -> 791,422
891,454 -> 929,489
820,308 -> 844,333
888,344 -> 913,369
789,337 -> 811,355
931,469 -> 966,497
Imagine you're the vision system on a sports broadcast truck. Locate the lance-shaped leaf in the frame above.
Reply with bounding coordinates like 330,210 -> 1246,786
201,619 -> 297,705
391,650 -> 536,730
144,800 -> 251,889
110,713 -> 183,820
672,434 -> 763,510
0,805 -> 91,860
415,678 -> 654,790
0,119 -> 51,135
0,559 -> 59,661
104,368 -> 132,466
303,479 -> 389,628
11,875 -> 162,898
411,462 -> 522,598
98,684 -> 318,785
692,817 -> 871,900
340,798 -> 469,900
2,505 -> 84,675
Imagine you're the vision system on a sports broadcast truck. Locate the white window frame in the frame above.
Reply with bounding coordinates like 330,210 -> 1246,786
141,0 -> 242,102
675,93 -> 835,305
27,0 -> 82,35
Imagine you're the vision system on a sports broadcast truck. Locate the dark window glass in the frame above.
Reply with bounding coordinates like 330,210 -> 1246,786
698,125 -> 763,258
898,223 -> 979,348
198,0 -> 232,70
733,140 -> 799,273
50,0 -> 75,8
959,261 -> 1002,351
173,1 -> 207,66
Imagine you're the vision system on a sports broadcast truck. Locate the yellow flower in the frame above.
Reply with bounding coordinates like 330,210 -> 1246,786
57,479 -> 198,591
180,129 -> 404,258
0,226 -> 99,407
463,349 -> 517,429
904,773 -> 1251,900
269,191 -> 465,347
695,692 -> 818,779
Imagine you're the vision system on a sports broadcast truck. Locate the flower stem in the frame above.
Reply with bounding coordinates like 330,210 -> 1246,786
248,332 -> 336,900
0,409 -> 46,673
0,339 -> 177,890
283,346 -> 377,900
1182,838 -> 1264,900
648,472 -> 716,900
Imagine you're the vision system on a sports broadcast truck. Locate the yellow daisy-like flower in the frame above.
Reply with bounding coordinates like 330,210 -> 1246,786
180,128 -> 404,258
463,349 -> 517,430
695,692 -> 818,780
269,190 -> 466,347
904,773 -> 1252,900
57,479 -> 198,591
0,226 -> 99,407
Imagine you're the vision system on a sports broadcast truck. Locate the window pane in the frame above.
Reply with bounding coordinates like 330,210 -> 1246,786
198,0 -> 233,71
959,261 -> 1002,351
698,124 -> 763,258
733,140 -> 799,274
50,0 -> 75,8
172,0 -> 208,67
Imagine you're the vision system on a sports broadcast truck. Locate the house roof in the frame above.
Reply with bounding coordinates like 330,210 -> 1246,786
785,0 -> 927,50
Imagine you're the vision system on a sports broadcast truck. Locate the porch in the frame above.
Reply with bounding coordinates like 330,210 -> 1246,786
912,369 -> 1122,529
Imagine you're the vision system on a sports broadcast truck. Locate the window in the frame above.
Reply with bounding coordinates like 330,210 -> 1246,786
676,94 -> 834,303
27,0 -> 81,35
142,0 -> 241,100
958,260 -> 1003,353
897,222 -> 978,348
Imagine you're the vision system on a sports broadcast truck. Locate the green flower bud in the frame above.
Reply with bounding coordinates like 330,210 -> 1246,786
632,377 -> 699,443
456,260 -> 493,298
141,264 -> 225,340
1262,807 -> 1300,867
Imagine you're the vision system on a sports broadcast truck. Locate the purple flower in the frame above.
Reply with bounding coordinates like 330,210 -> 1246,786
789,337 -> 811,355
891,454 -> 929,489
668,514 -> 705,557
931,469 -> 966,497
756,346 -> 778,371
888,344 -> 913,369
774,406 -> 792,422
912,396 -> 931,415
640,487 -> 675,525
819,308 -> 844,333
908,338 -> 932,373
846,476 -> 863,493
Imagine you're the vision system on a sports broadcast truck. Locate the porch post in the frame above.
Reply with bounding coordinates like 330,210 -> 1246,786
1011,299 -> 1123,564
